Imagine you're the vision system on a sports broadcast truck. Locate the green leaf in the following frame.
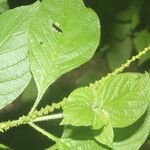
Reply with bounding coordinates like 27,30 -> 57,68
107,37 -> 132,71
133,29 -> 150,65
62,73 -> 150,129
94,123 -> 114,148
61,87 -> 109,129
0,144 -> 12,150
113,106 -> 150,150
29,0 -> 100,111
0,2 -> 40,110
101,73 -> 150,127
0,0 -> 9,13
58,126 -> 109,150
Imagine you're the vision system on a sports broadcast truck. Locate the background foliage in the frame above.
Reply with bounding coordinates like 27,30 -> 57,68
0,0 -> 150,149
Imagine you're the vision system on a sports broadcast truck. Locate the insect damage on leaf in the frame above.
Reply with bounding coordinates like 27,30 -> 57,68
52,22 -> 63,33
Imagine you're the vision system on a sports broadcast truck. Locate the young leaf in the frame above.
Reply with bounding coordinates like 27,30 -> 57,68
113,106 -> 150,150
0,2 -> 40,110
29,0 -> 100,111
94,123 -> 114,148
58,126 -> 108,150
61,87 -> 109,129
134,29 -> 150,65
0,0 -> 9,13
100,73 -> 150,127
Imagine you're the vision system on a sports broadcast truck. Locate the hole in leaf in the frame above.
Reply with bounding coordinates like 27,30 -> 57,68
52,23 -> 63,33
40,41 -> 43,45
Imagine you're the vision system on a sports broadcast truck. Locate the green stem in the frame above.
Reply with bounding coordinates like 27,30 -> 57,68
29,123 -> 59,143
32,113 -> 63,123
30,95 -> 42,113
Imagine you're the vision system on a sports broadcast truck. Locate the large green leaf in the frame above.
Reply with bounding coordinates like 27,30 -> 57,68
0,0 -> 9,13
113,106 -> 150,150
57,126 -> 109,150
0,2 -> 40,110
101,73 -> 150,127
61,87 -> 109,129
29,0 -> 100,111
62,73 -> 150,129
133,29 -> 150,65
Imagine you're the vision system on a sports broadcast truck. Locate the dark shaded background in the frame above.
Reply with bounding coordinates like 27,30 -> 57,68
0,0 -> 150,149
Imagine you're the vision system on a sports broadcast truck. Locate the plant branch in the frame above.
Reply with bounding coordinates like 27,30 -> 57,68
0,101 -> 65,132
32,113 -> 63,123
0,46 -> 149,132
29,123 -> 59,143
